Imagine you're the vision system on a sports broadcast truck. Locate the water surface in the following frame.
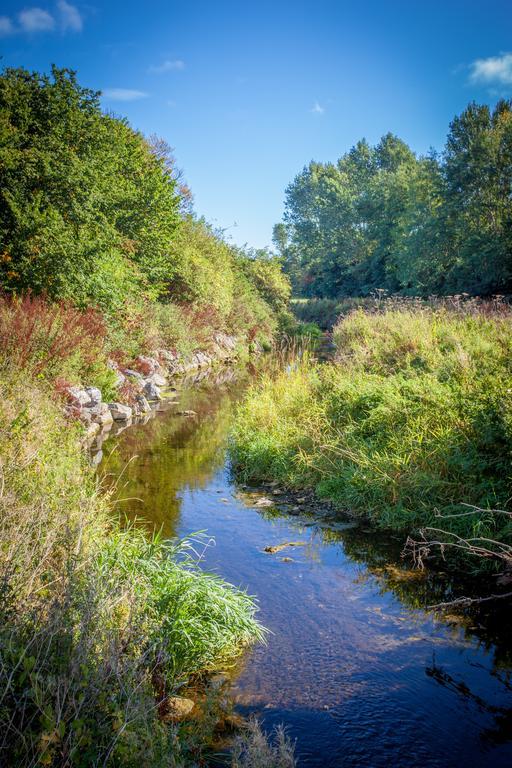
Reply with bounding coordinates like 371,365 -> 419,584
97,365 -> 512,768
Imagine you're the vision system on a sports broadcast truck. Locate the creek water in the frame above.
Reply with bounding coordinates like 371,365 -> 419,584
96,364 -> 512,768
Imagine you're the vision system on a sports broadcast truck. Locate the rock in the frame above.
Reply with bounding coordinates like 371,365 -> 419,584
108,402 -> 133,421
214,712 -> 245,734
89,449 -> 103,466
254,497 -> 274,508
65,386 -> 92,407
134,394 -> 151,414
282,557 -> 294,563
148,372 -> 167,388
89,402 -> 113,426
161,696 -> 195,722
263,541 -> 306,554
84,387 -> 102,407
143,380 -> 162,401
156,349 -> 179,366
123,368 -> 143,381
84,422 -> 100,440
177,409 -> 197,417
135,355 -> 162,376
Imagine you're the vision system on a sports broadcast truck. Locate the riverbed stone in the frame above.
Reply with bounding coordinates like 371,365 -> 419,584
89,402 -> 113,426
143,380 -> 162,401
148,372 -> 167,387
108,402 -> 133,420
162,696 -> 195,722
135,355 -> 162,376
65,386 -> 92,407
84,386 -> 102,407
134,394 -> 152,414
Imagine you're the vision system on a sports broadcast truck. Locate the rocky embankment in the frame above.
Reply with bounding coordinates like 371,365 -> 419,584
63,332 -> 239,445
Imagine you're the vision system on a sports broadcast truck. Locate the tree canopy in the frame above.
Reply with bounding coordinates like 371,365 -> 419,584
274,102 -> 512,297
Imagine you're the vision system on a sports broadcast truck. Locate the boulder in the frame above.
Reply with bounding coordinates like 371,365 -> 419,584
135,355 -> 162,376
108,402 -> 133,421
143,380 -> 162,401
123,368 -> 143,381
89,402 -> 113,426
84,387 -> 102,407
148,372 -> 167,388
65,386 -> 92,407
134,394 -> 152,415
161,696 -> 195,723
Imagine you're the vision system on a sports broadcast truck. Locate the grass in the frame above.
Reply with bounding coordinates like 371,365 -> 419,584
0,371 -> 265,766
230,303 -> 512,569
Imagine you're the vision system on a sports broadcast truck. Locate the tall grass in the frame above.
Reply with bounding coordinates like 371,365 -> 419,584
0,373 -> 264,766
230,304 -> 512,566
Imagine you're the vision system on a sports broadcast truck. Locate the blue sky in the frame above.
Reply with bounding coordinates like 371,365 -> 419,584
1,0 -> 511,248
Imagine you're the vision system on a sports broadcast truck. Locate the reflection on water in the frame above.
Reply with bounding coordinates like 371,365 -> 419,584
98,365 -> 512,768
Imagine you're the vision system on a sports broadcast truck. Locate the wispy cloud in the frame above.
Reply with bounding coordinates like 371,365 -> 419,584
19,7 -> 55,32
0,16 -> 14,35
469,53 -> 512,87
57,0 -> 82,31
2,2 -> 83,35
310,101 -> 325,115
148,59 -> 185,74
102,88 -> 149,102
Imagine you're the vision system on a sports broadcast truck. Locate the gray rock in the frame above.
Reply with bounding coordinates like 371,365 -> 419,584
66,386 -> 92,407
142,380 -> 162,401
134,394 -> 151,415
84,387 -> 102,407
108,402 -> 133,421
89,402 -> 113,426
148,372 -> 167,387
123,369 -> 143,381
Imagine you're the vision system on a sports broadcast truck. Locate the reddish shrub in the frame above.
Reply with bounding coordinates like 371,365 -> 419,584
0,294 -> 106,378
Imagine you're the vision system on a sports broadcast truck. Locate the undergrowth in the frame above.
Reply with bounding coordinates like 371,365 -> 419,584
0,373 -> 265,766
230,305 -> 512,569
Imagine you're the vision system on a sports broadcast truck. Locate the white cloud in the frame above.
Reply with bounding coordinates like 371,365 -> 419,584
18,7 -> 55,32
0,16 -> 14,35
310,101 -> 325,114
102,88 -> 149,102
148,59 -> 185,74
57,0 -> 82,31
469,53 -> 512,87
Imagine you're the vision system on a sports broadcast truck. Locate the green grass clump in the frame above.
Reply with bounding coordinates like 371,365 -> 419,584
230,307 -> 512,559
0,373 -> 264,767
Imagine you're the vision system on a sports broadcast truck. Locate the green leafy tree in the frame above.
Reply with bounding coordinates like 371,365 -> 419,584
0,66 -> 181,310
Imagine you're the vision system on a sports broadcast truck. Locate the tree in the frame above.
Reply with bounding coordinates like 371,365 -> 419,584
0,66 -> 181,310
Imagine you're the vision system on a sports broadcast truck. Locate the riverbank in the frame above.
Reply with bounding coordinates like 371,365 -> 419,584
230,300 -> 512,578
98,360 -> 512,768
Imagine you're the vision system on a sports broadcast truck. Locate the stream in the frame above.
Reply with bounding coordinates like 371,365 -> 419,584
95,363 -> 512,768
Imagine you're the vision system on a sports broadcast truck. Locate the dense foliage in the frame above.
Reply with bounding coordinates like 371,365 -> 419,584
0,65 -> 289,351
230,301 -> 512,570
274,102 -> 512,298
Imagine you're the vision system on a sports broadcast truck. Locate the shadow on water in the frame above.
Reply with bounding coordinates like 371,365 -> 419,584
97,363 -> 512,768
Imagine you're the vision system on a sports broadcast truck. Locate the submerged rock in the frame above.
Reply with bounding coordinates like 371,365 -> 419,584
254,497 -> 274,508
264,541 -> 306,554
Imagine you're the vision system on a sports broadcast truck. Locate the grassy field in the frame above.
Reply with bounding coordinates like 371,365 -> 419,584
230,301 -> 512,571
